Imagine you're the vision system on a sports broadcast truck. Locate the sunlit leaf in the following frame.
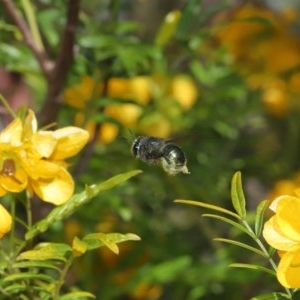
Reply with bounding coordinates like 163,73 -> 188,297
17,243 -> 72,261
202,214 -> 255,238
231,171 -> 246,218
214,238 -> 268,257
72,237 -> 88,257
59,291 -> 96,300
25,170 -> 142,240
229,263 -> 276,276
255,200 -> 270,237
83,233 -> 140,253
155,10 -> 181,47
175,200 -> 241,219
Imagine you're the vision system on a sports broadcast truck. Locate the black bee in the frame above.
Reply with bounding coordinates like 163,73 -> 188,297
131,136 -> 189,175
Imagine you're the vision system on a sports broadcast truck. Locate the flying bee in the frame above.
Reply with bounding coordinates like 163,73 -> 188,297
131,136 -> 190,175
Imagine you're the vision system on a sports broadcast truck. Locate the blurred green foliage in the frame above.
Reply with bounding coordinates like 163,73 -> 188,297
2,0 -> 300,299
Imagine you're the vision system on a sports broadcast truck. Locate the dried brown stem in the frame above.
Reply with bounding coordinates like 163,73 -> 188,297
38,0 -> 81,125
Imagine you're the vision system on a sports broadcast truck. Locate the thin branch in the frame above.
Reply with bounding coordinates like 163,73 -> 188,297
2,0 -> 52,78
39,0 -> 81,125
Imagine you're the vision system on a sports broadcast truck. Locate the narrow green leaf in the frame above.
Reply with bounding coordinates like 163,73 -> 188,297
3,272 -> 56,283
255,200 -> 270,237
231,171 -> 246,218
17,243 -> 72,261
3,283 -> 51,295
174,200 -> 241,220
229,263 -> 276,277
13,261 -> 61,272
59,291 -> 96,300
83,233 -> 140,252
2,283 -> 26,293
214,238 -> 268,258
250,292 -> 291,300
25,170 -> 142,240
202,214 -> 256,239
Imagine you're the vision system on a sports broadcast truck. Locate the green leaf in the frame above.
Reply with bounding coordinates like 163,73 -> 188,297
202,214 -> 256,239
214,238 -> 268,258
2,283 -> 26,293
3,272 -> 56,283
155,10 -> 181,47
231,171 -> 246,218
25,170 -> 142,240
13,261 -> 61,272
250,292 -> 291,300
3,283 -> 51,296
176,0 -> 202,37
174,200 -> 241,220
137,256 -> 192,283
72,237 -> 88,257
229,263 -> 276,276
17,243 -> 72,261
59,291 -> 96,300
83,233 -> 140,253
255,200 -> 270,237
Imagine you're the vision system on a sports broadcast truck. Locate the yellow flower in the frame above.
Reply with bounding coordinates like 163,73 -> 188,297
0,110 -> 89,205
263,191 -> 300,288
0,204 -> 12,238
0,118 -> 29,196
169,75 -> 198,110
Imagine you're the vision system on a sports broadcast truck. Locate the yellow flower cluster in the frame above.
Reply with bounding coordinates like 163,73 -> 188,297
0,110 -> 89,205
214,3 -> 300,117
263,191 -> 300,288
64,74 -> 198,142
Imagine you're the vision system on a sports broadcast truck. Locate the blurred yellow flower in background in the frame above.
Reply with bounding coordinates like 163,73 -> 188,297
263,191 -> 300,288
215,3 -> 300,73
0,204 -> 12,238
268,172 -> 300,201
214,3 -> 300,118
64,74 -> 198,142
169,75 -> 198,111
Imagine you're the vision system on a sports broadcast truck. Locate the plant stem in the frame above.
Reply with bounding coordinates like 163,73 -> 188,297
0,93 -> 17,119
242,220 -> 292,298
53,255 -> 74,299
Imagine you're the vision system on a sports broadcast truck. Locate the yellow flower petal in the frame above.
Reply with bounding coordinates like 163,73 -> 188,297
50,127 -> 89,160
263,217 -> 300,251
274,196 -> 300,241
0,118 -> 22,145
0,204 -> 12,238
277,251 -> 300,288
22,109 -> 38,139
24,159 -> 61,180
0,165 -> 28,193
30,167 -> 74,205
32,131 -> 57,158
0,185 -> 7,197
